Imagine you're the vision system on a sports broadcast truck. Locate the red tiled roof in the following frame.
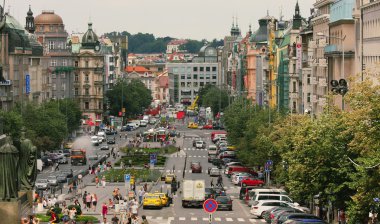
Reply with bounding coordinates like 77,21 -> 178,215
125,66 -> 149,73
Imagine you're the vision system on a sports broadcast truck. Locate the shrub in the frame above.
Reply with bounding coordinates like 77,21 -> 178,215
68,204 -> 82,215
45,205 -> 62,216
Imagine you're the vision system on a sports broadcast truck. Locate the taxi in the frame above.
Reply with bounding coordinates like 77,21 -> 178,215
143,193 -> 162,209
165,174 -> 176,184
187,122 -> 199,129
154,192 -> 170,207
227,145 -> 237,151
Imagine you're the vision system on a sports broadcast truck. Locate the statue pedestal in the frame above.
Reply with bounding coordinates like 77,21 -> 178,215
0,192 -> 31,224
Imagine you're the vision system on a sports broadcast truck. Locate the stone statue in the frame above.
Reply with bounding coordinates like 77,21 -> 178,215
0,135 -> 19,201
18,133 -> 37,191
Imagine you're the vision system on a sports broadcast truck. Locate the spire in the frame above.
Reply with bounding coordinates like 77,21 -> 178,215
25,5 -> 35,34
293,0 -> 302,29
295,0 -> 300,16
232,16 -> 235,28
27,5 -> 33,16
248,24 -> 252,36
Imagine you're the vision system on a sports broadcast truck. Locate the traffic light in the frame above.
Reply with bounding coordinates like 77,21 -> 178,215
330,79 -> 348,96
331,80 -> 339,95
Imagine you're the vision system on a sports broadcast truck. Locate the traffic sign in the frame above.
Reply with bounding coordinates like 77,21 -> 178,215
124,174 -> 130,183
203,198 -> 218,213
150,153 -> 157,164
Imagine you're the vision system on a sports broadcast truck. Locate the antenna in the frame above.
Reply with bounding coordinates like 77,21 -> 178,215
280,6 -> 283,21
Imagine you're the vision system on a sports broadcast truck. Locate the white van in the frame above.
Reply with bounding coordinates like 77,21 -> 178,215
97,131 -> 106,142
249,194 -> 293,205
247,188 -> 287,206
208,145 -> 217,155
91,136 -> 100,146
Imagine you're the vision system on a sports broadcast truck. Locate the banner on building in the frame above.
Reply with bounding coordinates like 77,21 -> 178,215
296,39 -> 302,72
25,74 -> 30,94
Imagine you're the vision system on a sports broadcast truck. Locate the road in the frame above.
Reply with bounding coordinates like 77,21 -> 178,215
138,119 -> 266,224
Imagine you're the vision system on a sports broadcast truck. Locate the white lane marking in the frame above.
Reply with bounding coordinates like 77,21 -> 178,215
214,217 -> 222,221
146,216 -> 152,219
249,219 -> 257,223
237,218 -> 245,222
156,217 -> 163,220
179,217 -> 185,221
191,217 -> 197,221
226,218 -> 233,222
203,218 -> 209,221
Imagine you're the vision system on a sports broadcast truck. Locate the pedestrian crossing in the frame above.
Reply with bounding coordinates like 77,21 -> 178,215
144,216 -> 264,223
183,147 -> 208,151
169,154 -> 208,158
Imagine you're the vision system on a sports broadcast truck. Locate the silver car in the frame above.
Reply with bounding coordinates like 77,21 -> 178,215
47,176 -> 58,186
35,179 -> 49,190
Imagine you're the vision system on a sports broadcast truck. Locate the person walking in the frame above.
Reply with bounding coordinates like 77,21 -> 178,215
138,188 -> 145,204
54,162 -> 59,171
86,193 -> 92,211
141,215 -> 149,224
92,193 -> 98,212
102,202 -> 108,219
131,199 -> 138,216
95,176 -> 100,188
49,207 -> 58,224
217,175 -> 223,187
101,175 -> 107,188
69,207 -> 77,222
82,191 -> 87,207
211,178 -> 214,187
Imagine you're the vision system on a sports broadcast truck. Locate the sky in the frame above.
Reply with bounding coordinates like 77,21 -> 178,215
8,0 -> 315,40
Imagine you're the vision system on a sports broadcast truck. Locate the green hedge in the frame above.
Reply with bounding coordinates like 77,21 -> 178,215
121,146 -> 178,155
114,154 -> 166,167
36,214 -> 98,222
103,168 -> 161,182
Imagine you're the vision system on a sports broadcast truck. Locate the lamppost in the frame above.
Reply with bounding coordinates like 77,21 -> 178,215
317,32 -> 347,110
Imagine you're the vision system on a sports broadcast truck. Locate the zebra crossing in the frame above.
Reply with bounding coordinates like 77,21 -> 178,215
169,154 -> 208,158
183,147 -> 207,151
143,216 -> 264,223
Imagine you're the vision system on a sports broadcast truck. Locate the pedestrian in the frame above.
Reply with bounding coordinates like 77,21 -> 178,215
339,209 -> 346,224
102,175 -> 106,188
102,202 -> 108,218
69,207 -> 77,222
120,133 -> 122,139
141,215 -> 149,224
86,193 -> 92,211
143,183 -> 148,192
74,198 -> 80,207
49,207 -> 58,224
131,214 -> 140,224
82,191 -> 87,206
95,176 -> 99,188
138,188 -> 145,204
78,174 -> 83,185
217,175 -> 223,187
92,193 -> 98,212
111,213 -> 119,224
211,178 -> 214,187
131,199 -> 138,216
54,162 -> 59,171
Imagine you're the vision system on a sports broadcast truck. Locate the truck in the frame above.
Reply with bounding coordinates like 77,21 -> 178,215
71,149 -> 87,165
182,179 -> 205,208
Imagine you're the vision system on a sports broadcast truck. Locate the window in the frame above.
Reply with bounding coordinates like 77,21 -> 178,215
293,101 -> 297,111
84,102 -> 89,110
206,67 -> 210,72
85,88 -> 89,95
200,67 -> 204,72
50,59 -> 57,67
52,73 -> 56,79
212,67 -> 217,72
194,82 -> 198,87
75,73 -> 79,82
212,75 -> 217,80
49,25 -> 53,31
193,74 -> 198,79
98,102 -> 102,110
109,57 -> 114,62
39,26 -> 43,32
85,61 -> 89,68
49,41 -> 54,50
187,74 -> 191,79
62,59 -> 67,66
200,82 -> 204,87
193,67 -> 198,72
206,74 -> 210,79
75,61 -> 79,67
293,64 -> 296,73
61,83 -> 66,91
292,81 -> 297,92
187,82 -> 191,87
307,74 -> 311,85
181,75 -> 185,80
61,73 -> 66,79
74,88 -> 79,96
307,93 -> 311,103
52,83 -> 56,90
85,74 -> 89,82
181,82 -> 185,87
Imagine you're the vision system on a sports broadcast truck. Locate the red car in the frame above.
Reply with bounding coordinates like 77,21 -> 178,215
190,161 -> 202,173
202,124 -> 213,129
240,177 -> 264,187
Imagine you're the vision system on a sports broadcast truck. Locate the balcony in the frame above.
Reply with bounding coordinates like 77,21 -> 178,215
94,81 -> 103,86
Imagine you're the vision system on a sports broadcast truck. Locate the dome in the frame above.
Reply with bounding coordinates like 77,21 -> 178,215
35,11 -> 63,24
81,22 -> 99,48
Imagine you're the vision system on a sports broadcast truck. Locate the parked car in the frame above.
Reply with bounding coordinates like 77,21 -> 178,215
190,161 -> 202,173
209,167 -> 221,177
61,170 -> 73,178
35,179 -> 49,190
216,196 -> 233,211
100,145 -> 110,150
239,186 -> 258,200
47,176 -> 58,186
241,177 -> 264,187
208,154 -> 217,163
56,173 -> 67,183
269,208 -> 304,224
107,138 -> 116,144
250,200 -> 292,218
91,136 -> 100,146
225,161 -> 243,167
277,213 -> 323,224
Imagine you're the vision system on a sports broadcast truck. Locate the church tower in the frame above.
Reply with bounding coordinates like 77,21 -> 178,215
25,5 -> 35,34
292,0 -> 302,29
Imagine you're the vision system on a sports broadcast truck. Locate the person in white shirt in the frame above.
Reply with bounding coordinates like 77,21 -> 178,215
131,199 -> 138,215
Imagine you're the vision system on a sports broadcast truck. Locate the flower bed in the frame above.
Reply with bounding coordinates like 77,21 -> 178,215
103,168 -> 161,182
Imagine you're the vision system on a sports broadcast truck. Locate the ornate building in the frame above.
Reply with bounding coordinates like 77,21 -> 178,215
34,10 -> 74,100
76,22 -> 104,128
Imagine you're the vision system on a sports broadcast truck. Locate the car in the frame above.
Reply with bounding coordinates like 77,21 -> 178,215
88,155 -> 99,160
212,187 -> 226,198
58,156 -> 68,164
209,167 -> 221,177
100,145 -> 110,150
91,136 -> 100,146
195,140 -> 206,149
226,161 -> 243,167
190,161 -> 202,173
154,192 -> 170,207
143,193 -> 163,209
187,122 -> 199,129
47,176 -> 58,186
192,138 -> 201,147
35,179 -> 49,190
208,154 -> 218,163
107,138 -> 116,144
241,177 -> 264,187
283,220 -> 326,224
269,208 -> 305,224
165,174 -> 176,184
56,173 -> 67,183
277,213 -> 323,224
201,124 -> 213,129
239,186 -> 258,200
250,200 -> 294,218
216,196 -> 233,211
121,125 -> 133,132
61,170 -> 73,178
54,149 -> 70,157
105,129 -> 117,135
232,173 -> 252,185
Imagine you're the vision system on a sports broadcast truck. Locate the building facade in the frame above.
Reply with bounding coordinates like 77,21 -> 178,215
167,46 -> 219,105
